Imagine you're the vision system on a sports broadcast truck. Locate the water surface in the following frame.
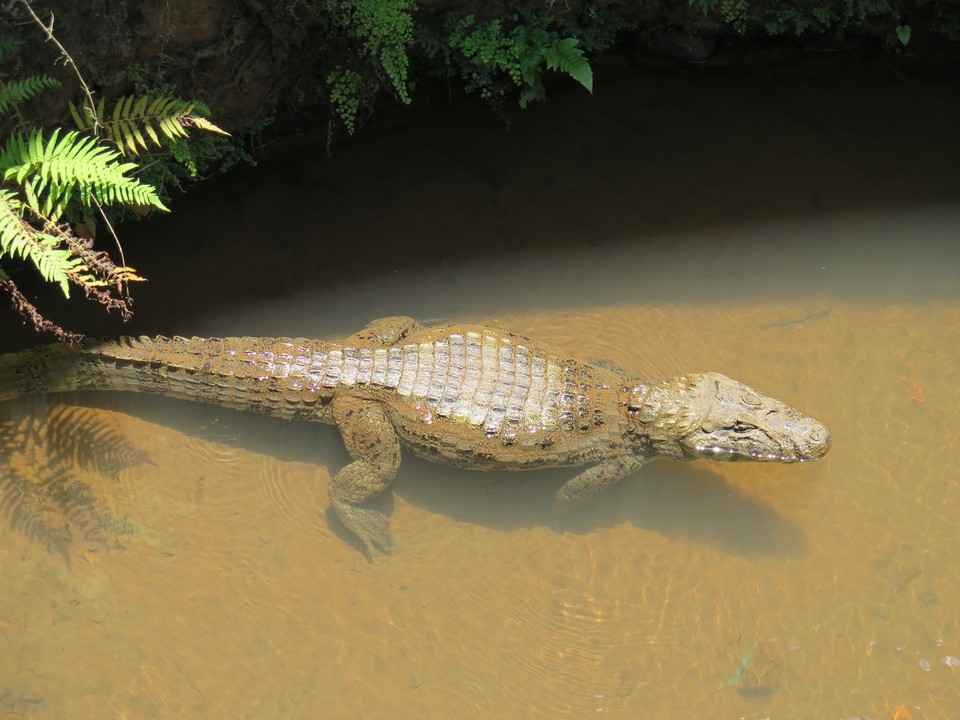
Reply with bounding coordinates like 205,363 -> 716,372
1,58 -> 959,719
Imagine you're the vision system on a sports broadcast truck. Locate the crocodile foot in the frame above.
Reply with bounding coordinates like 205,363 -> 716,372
550,456 -> 648,514
328,397 -> 402,558
343,316 -> 424,346
331,498 -> 394,556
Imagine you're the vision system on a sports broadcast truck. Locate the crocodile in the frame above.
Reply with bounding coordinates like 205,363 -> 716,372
0,316 -> 831,556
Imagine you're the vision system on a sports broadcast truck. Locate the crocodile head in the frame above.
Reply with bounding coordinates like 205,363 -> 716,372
627,372 -> 831,463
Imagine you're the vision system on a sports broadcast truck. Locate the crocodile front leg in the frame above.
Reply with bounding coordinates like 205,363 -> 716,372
328,396 -> 402,557
551,456 -> 649,513
342,316 -> 424,346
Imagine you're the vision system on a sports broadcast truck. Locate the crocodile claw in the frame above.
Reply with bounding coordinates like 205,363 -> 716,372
332,499 -> 394,557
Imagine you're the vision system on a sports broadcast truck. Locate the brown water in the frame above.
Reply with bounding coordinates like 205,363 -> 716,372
2,59 -> 959,719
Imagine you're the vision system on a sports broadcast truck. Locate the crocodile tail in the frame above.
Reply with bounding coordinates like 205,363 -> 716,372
0,342 -> 95,402
0,336 -> 343,419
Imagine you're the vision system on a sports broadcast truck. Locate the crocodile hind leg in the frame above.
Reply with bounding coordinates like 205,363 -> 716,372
343,316 -> 424,346
551,456 -> 649,513
328,396 -> 402,557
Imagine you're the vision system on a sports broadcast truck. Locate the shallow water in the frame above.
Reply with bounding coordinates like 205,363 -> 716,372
2,58 -> 959,719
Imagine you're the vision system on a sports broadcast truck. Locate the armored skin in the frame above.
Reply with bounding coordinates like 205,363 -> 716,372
0,317 -> 831,556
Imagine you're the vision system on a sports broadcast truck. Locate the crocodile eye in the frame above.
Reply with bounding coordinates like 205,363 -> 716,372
732,421 -> 757,433
741,392 -> 762,407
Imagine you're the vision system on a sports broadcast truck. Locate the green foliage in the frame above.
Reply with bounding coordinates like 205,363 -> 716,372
843,0 -> 895,23
70,95 -> 229,157
0,36 -> 22,62
0,129 -> 167,220
753,0 -> 908,38
0,29 -> 226,337
113,63 -> 259,185
0,33 -> 61,119
895,24 -> 911,46
545,38 -> 593,94
688,0 -> 750,33
0,129 -> 166,296
326,68 -> 364,135
340,0 -> 414,104
0,74 -> 61,116
316,0 -> 415,135
721,0 -> 750,33
434,8 -> 594,109
0,188 -> 84,296
558,5 -> 634,54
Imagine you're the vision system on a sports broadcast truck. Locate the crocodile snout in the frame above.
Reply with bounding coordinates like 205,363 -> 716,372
791,415 -> 832,462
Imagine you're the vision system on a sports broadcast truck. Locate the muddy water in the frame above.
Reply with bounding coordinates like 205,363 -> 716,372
2,59 -> 960,719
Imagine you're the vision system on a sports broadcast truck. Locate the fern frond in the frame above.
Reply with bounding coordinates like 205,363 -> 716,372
544,38 -> 593,93
0,36 -> 23,63
0,190 -> 82,295
0,75 -> 62,116
0,128 -> 168,220
0,189 -> 143,301
71,95 -> 229,156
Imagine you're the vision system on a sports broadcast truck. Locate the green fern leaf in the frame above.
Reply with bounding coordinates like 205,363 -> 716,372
130,121 -> 148,151
0,36 -> 24,63
69,95 -> 220,156
0,190 -> 77,295
160,116 -> 188,142
113,95 -> 131,122
544,38 -> 593,93
143,120 -> 160,147
148,96 -> 170,116
0,75 -> 62,116
0,129 -> 168,220
68,100 -> 85,129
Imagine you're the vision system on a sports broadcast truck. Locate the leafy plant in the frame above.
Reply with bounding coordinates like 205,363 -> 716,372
895,24 -> 911,46
319,0 -> 415,135
0,43 -> 167,338
0,37 -> 61,121
433,8 -> 593,109
1,129 -> 166,219
70,95 -> 228,157
754,0 -> 910,38
0,7 -> 227,339
558,5 -> 634,54
326,67 -> 364,134
688,0 -> 750,33
0,128 -> 165,323
112,62 -> 260,187
0,74 -> 60,116
340,0 -> 414,104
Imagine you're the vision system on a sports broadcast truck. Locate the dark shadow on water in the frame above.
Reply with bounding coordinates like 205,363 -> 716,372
395,454 -> 809,558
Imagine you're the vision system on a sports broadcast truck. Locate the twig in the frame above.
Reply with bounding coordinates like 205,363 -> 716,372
0,274 -> 83,342
18,0 -> 99,132
90,196 -> 127,282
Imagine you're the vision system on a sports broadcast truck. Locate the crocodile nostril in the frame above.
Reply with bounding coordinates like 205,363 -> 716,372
804,422 -> 832,458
